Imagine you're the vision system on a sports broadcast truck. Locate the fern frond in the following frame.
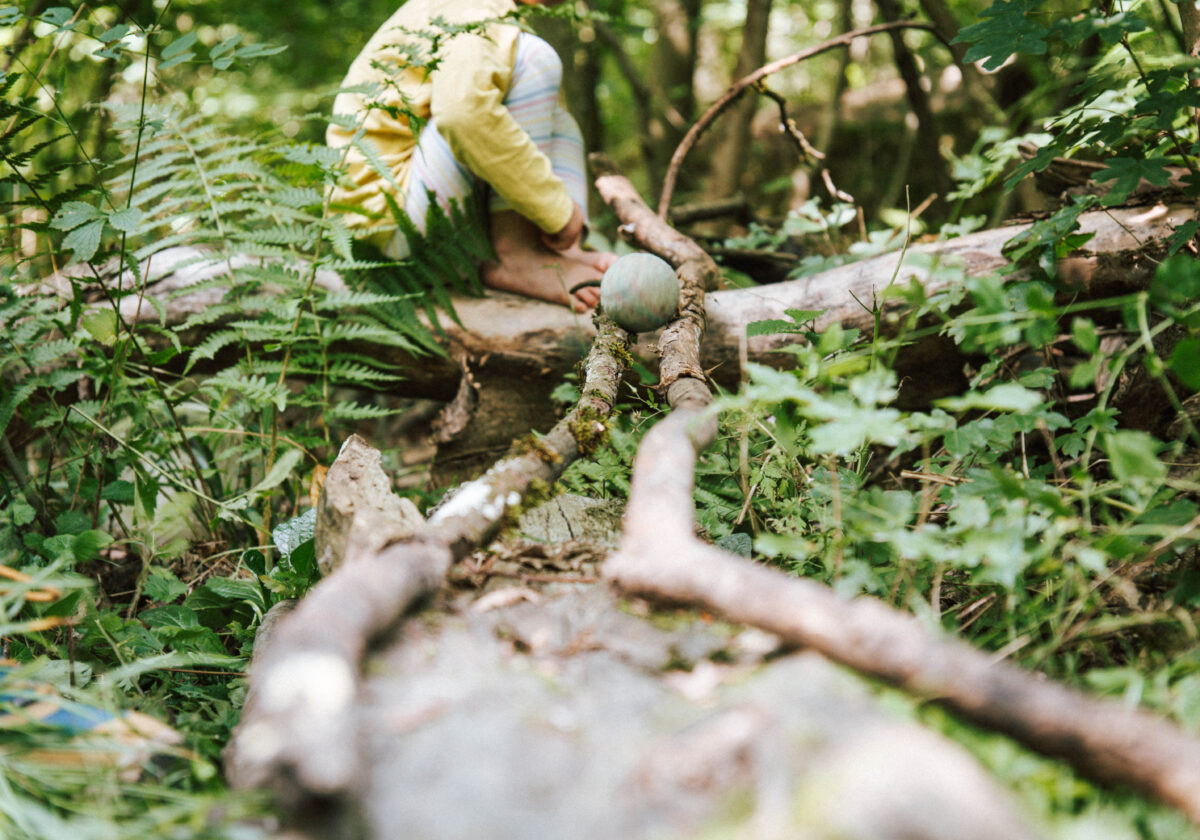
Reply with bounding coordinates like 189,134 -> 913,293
325,400 -> 404,421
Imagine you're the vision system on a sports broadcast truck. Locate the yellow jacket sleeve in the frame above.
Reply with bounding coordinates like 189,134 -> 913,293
430,25 -> 575,235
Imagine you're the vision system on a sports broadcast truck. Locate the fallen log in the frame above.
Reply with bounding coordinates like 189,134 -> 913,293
592,171 -> 1200,825
82,203 -> 1193,401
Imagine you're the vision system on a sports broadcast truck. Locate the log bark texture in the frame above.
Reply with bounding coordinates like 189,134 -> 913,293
85,203 -> 1195,409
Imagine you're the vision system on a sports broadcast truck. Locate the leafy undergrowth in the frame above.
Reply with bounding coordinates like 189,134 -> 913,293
5,0 -> 1200,837
562,252 -> 1200,838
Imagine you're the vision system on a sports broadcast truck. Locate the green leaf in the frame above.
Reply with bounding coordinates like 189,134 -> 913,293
144,566 -> 188,604
273,508 -> 316,558
954,0 -> 1049,71
1150,256 -> 1200,309
1071,317 -> 1099,354
936,383 -> 1043,413
161,31 -> 198,60
98,23 -> 131,43
38,6 -> 74,29
1167,220 -> 1200,256
0,7 -> 20,26
246,447 -> 304,498
106,206 -> 144,232
1169,337 -> 1200,390
141,604 -> 200,629
100,479 -> 135,503
62,219 -> 105,263
1094,156 -> 1172,205
70,530 -> 114,563
51,201 -> 103,231
1103,430 -> 1166,488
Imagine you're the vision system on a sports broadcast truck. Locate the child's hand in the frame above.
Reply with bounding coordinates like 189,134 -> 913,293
541,203 -> 586,253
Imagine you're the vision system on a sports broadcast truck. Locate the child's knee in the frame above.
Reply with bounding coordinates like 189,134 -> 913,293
511,33 -> 563,91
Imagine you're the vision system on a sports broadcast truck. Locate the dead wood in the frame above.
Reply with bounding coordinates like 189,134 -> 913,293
225,318 -> 631,797
593,168 -> 1200,825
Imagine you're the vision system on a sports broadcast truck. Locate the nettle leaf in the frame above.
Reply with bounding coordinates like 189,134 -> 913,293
1094,156 -> 1172,205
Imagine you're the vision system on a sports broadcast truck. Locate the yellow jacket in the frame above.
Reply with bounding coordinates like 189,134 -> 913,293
326,0 -> 575,244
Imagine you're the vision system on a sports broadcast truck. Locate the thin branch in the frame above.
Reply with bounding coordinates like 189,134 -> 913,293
656,21 -> 944,217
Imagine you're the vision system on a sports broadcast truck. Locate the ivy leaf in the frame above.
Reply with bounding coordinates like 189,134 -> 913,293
1094,156 -> 1172,205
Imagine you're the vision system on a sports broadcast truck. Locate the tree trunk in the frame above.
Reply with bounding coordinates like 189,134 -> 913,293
648,0 -> 701,178
875,0 -> 952,203
707,0 -> 774,202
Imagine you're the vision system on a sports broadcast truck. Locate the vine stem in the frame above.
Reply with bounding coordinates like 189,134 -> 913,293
656,21 -> 944,218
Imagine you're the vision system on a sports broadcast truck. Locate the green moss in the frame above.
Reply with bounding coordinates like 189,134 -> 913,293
510,432 -> 563,466
568,404 -> 610,458
497,476 -> 558,532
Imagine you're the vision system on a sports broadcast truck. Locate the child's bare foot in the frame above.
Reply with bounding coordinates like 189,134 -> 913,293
482,211 -> 615,312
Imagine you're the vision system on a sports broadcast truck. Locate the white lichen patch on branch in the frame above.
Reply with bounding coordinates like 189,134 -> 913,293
428,479 -> 507,526
259,652 -> 356,717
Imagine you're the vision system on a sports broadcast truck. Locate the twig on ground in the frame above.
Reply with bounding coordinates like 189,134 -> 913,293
596,163 -> 1200,826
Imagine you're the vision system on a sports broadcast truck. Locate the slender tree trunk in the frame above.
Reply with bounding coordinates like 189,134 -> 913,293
649,0 -> 701,176
707,0 -> 774,200
875,0 -> 951,203
914,0 -> 1005,123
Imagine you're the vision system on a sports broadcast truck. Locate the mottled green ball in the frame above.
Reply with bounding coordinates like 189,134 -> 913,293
600,253 -> 680,333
